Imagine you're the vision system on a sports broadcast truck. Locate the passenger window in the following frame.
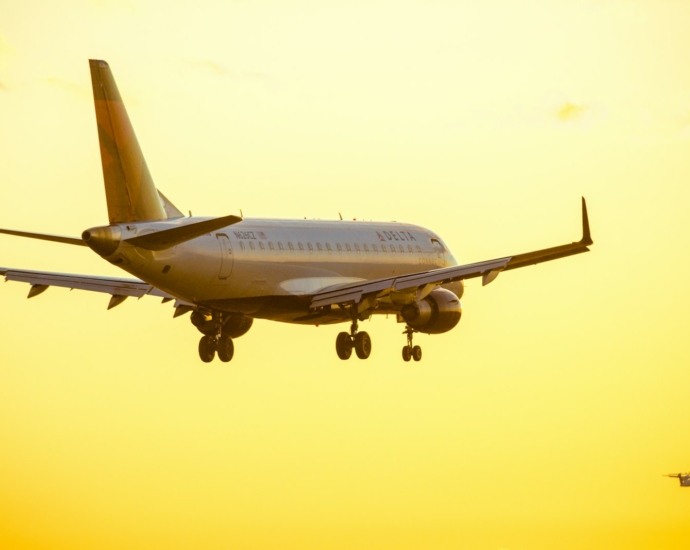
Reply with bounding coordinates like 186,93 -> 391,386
298,242 -> 304,251
249,241 -> 255,250
259,242 -> 265,251
269,242 -> 275,251
278,242 -> 284,250
390,245 -> 395,254
337,243 -> 342,252
408,245 -> 413,253
308,242 -> 313,252
346,243 -> 351,252
381,244 -> 387,252
355,243 -> 360,252
239,242 -> 245,251
317,243 -> 323,251
288,242 -> 294,251
326,243 -> 331,252
363,244 -> 369,253
372,244 -> 378,253
399,245 -> 404,253
416,245 -> 421,253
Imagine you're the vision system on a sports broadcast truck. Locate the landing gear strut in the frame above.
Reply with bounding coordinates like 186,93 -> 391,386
402,326 -> 422,362
335,310 -> 372,360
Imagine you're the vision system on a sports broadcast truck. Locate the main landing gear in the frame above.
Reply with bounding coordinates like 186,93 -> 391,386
335,315 -> 372,360
198,333 -> 234,363
193,310 -> 235,363
402,326 -> 422,362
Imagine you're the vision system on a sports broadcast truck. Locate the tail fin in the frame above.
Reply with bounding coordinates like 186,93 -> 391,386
89,59 -> 167,223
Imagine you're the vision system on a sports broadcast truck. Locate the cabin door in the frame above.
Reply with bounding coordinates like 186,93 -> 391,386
216,233 -> 233,279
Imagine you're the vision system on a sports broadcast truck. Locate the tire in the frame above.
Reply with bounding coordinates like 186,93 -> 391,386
217,334 -> 234,362
336,332 -> 353,360
199,335 -> 216,363
412,345 -> 422,362
402,346 -> 412,362
354,331 -> 372,359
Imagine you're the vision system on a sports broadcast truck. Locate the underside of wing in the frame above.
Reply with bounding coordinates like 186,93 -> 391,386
311,198 -> 593,310
0,267 -> 178,310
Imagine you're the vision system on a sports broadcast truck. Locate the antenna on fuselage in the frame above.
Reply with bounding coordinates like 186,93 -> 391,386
188,210 -> 192,217
339,212 -> 343,220
240,209 -> 244,219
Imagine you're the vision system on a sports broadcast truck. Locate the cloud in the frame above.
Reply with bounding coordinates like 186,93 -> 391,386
79,0 -> 136,11
186,59 -> 233,77
185,59 -> 271,84
556,101 -> 588,122
676,110 -> 690,139
44,77 -> 89,98
0,35 -> 13,55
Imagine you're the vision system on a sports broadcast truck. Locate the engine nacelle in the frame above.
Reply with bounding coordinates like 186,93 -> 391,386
401,288 -> 462,334
222,313 -> 253,338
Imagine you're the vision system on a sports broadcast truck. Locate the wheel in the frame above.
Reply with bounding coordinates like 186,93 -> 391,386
336,332 -> 353,360
354,331 -> 372,359
402,346 -> 412,362
412,345 -> 422,362
217,334 -> 234,362
199,335 -> 216,363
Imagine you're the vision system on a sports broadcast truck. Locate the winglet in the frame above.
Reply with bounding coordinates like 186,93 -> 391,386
581,197 -> 593,246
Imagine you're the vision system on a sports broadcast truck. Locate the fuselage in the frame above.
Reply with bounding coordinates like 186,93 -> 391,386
97,218 -> 463,323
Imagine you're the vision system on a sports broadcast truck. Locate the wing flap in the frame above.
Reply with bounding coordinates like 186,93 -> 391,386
310,258 -> 510,309
1,268 -> 173,300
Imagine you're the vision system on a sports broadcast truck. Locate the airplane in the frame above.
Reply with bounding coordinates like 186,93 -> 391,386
664,473 -> 690,487
0,59 -> 594,363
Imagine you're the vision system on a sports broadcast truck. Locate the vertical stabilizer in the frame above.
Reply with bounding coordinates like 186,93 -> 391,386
89,59 -> 167,223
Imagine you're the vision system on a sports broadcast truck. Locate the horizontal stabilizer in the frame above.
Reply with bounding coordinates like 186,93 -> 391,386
124,214 -> 243,251
0,228 -> 87,246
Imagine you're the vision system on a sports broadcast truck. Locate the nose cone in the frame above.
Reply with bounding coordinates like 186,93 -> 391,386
82,225 -> 122,257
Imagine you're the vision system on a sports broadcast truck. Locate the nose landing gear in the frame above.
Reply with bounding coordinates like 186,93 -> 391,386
402,326 -> 422,362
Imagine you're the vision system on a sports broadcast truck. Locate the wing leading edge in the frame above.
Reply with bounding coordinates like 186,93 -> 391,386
311,198 -> 593,309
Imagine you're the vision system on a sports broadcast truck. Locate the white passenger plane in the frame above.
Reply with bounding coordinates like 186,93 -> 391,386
0,60 -> 593,363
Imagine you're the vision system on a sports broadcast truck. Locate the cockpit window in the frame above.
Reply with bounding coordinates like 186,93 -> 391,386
430,238 -> 445,253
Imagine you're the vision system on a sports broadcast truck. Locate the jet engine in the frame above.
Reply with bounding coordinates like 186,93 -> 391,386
400,288 -> 462,334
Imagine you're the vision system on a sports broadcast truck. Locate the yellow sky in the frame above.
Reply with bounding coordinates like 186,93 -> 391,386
1,1 -> 689,549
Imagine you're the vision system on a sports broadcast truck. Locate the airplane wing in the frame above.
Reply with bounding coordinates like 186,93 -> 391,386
311,198 -> 593,309
0,267 -> 180,310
